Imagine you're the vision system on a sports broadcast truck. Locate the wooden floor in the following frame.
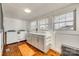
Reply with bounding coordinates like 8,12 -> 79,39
3,41 -> 60,56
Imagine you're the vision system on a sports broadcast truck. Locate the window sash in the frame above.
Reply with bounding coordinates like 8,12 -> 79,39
53,11 -> 74,30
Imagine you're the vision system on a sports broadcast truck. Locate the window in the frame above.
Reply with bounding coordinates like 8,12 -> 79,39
53,11 -> 74,31
30,21 -> 37,32
38,18 -> 48,31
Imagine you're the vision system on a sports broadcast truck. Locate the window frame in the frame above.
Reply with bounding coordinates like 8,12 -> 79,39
53,11 -> 76,31
38,18 -> 49,31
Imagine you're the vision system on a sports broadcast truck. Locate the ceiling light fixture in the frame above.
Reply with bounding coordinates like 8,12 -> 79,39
24,8 -> 31,13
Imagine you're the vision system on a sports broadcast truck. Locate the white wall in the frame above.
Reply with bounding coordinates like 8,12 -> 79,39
0,32 -> 2,55
3,17 -> 29,44
30,4 -> 79,32
76,7 -> 79,31
54,31 -> 79,53
3,17 -> 27,31
0,32 -> 3,56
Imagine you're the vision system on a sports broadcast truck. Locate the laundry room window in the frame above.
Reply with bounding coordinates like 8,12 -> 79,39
53,11 -> 75,31
30,21 -> 37,32
38,18 -> 48,32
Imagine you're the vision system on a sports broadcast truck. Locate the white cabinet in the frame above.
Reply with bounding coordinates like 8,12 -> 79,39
18,31 -> 27,41
27,32 -> 52,53
7,31 -> 18,44
38,38 -> 44,51
27,31 -> 79,54
7,31 -> 27,44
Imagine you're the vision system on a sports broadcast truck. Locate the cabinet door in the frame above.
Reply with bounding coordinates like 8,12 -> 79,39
34,35 -> 38,48
27,34 -> 32,44
31,35 -> 38,48
7,32 -> 18,44
38,36 -> 44,51
18,31 -> 26,41
31,34 -> 35,46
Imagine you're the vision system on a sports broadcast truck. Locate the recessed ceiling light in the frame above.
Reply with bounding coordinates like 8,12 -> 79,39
24,8 -> 31,13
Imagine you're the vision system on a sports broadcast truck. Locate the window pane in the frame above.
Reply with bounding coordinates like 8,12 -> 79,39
60,14 -> 66,22
40,25 -> 45,29
31,21 -> 36,26
39,19 -> 45,25
66,12 -> 73,21
45,18 -> 48,24
54,16 -> 60,23
39,25 -> 48,31
60,22 -> 65,28
66,22 -> 73,26
30,21 -> 37,31
41,19 -> 45,24
39,18 -> 48,25
70,27 -> 74,30
54,23 -> 59,29
54,11 -> 74,31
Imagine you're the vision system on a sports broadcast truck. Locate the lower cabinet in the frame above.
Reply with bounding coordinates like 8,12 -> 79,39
27,33 -> 51,53
7,32 -> 18,44
17,31 -> 27,42
38,39 -> 44,51
6,31 -> 27,44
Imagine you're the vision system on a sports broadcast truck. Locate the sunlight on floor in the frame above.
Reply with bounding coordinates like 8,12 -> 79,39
18,44 -> 36,56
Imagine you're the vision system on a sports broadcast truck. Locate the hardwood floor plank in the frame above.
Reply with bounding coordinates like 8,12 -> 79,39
18,44 -> 35,56
3,41 -> 60,56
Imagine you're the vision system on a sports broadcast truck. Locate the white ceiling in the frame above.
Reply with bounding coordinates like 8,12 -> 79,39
2,3 -> 71,21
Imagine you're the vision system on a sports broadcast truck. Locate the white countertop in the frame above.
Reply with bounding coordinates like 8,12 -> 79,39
29,32 -> 46,36
29,31 -> 79,36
